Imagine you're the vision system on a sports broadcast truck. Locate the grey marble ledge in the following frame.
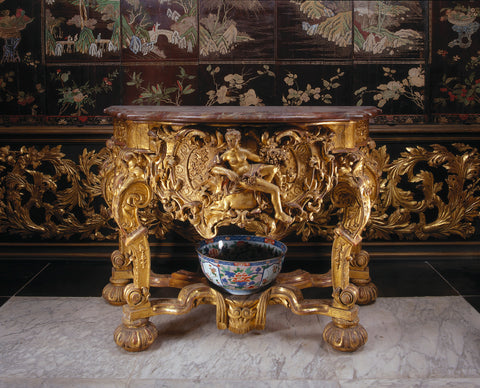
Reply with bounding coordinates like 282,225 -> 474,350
0,296 -> 479,386
1,378 -> 480,388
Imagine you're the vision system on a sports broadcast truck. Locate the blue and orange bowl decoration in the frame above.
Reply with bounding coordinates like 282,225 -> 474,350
197,235 -> 287,295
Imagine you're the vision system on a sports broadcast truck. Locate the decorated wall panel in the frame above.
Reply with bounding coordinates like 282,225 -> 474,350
0,1 -> 479,125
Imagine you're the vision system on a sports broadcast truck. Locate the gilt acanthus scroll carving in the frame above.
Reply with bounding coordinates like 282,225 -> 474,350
367,142 -> 480,240
1,141 -> 480,242
0,144 -> 116,240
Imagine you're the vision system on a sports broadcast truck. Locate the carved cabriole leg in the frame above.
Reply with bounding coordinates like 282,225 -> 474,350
110,149 -> 158,352
348,140 -> 380,306
101,140 -> 132,305
349,244 -> 378,305
323,148 -> 376,352
323,229 -> 367,352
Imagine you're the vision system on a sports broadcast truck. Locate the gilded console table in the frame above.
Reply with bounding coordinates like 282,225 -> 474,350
102,106 -> 381,352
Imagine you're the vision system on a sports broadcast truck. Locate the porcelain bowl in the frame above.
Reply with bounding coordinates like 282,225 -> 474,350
197,235 -> 287,295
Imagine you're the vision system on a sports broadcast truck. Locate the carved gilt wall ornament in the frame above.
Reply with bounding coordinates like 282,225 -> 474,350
0,142 -> 479,241
283,142 -> 480,242
367,143 -> 480,240
0,144 -> 116,240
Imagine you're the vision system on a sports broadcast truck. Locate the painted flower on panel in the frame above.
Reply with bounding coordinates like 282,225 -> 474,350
355,66 -> 424,110
0,70 -> 44,115
240,89 -> 262,106
282,68 -> 344,106
205,65 -> 274,106
407,67 -> 425,88
225,74 -> 245,90
214,85 -> 233,104
284,73 -> 297,87
435,55 -> 480,108
376,81 -> 405,104
51,69 -> 119,116
127,67 -> 195,106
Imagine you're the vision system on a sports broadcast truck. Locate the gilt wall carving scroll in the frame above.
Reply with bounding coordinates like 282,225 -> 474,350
0,140 -> 479,242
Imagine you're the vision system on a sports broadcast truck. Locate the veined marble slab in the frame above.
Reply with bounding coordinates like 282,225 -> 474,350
0,296 -> 479,387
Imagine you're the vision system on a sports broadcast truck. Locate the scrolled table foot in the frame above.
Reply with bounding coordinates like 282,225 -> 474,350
350,248 -> 377,305
354,280 -> 378,305
114,318 -> 158,352
323,318 -> 368,352
102,278 -> 129,306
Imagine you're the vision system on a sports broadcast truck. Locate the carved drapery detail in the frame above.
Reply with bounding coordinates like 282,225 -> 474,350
0,142 -> 480,241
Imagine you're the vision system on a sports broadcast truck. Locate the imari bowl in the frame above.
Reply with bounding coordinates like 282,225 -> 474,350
197,235 -> 287,295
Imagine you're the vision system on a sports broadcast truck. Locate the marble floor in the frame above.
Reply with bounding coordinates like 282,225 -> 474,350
0,258 -> 479,387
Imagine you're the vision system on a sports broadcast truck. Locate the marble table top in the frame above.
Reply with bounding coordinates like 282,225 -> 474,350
104,106 -> 381,124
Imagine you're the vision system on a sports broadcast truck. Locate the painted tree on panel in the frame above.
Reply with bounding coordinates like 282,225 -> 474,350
45,0 -> 120,57
289,0 -> 352,47
354,0 -> 423,55
123,0 -> 197,57
355,0 -> 422,54
290,0 -> 423,55
200,0 -> 262,56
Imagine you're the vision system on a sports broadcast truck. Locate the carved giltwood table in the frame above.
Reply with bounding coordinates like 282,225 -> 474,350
102,106 -> 381,352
